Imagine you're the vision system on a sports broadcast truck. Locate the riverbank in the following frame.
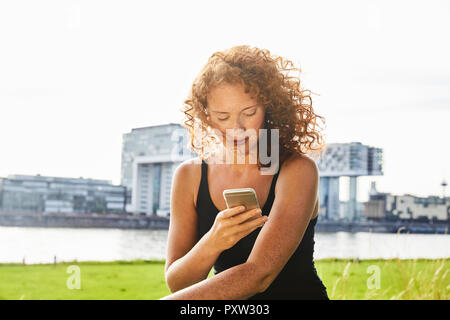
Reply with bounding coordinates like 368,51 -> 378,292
1,258 -> 448,300
1,212 -> 448,234
0,212 -> 169,229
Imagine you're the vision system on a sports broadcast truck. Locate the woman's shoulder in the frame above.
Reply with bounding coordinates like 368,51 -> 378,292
174,157 -> 203,207
276,153 -> 319,197
174,157 -> 203,183
176,156 -> 202,171
280,153 -> 318,175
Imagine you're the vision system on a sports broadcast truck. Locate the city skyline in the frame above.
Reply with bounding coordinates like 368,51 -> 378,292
0,0 -> 449,202
2,123 -> 447,224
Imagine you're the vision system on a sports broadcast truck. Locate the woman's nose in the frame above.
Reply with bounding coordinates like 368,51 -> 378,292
235,114 -> 247,128
230,120 -> 245,135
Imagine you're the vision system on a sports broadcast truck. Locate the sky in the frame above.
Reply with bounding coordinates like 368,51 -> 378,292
0,0 -> 449,202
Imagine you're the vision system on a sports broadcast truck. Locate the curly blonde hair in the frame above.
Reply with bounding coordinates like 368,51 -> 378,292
181,45 -> 327,168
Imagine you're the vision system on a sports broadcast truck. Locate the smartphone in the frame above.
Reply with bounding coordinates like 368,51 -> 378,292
223,188 -> 261,221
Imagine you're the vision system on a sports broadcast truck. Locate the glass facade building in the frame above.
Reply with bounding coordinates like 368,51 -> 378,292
317,142 -> 384,221
120,123 -> 196,216
0,175 -> 126,214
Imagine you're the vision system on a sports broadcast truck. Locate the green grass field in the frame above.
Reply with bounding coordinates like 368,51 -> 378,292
0,259 -> 448,300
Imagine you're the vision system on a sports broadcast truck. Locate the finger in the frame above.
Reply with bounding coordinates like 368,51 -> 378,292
219,205 -> 246,219
234,215 -> 268,234
231,208 -> 262,225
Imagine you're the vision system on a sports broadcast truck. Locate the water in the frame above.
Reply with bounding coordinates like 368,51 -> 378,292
1,226 -> 449,264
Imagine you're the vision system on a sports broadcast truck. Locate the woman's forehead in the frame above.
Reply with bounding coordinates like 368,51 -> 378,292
207,84 -> 258,112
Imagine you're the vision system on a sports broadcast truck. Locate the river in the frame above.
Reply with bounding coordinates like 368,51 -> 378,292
1,226 -> 449,264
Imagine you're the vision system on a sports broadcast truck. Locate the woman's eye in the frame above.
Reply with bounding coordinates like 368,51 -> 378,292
217,110 -> 255,121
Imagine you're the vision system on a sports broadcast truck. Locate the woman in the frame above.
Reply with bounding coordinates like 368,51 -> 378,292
161,45 -> 328,300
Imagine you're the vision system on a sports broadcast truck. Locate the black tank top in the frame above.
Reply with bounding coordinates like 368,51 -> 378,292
196,159 -> 329,300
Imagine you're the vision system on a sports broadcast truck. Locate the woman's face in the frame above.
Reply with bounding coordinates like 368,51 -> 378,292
206,83 -> 265,153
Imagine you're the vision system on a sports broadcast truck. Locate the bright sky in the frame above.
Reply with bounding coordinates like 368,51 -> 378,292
0,0 -> 449,202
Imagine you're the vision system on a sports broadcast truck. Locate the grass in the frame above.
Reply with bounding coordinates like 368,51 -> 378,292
0,260 -> 169,300
315,258 -> 449,300
0,258 -> 448,300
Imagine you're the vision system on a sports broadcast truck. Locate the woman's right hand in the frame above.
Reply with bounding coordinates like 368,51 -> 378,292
206,205 -> 268,253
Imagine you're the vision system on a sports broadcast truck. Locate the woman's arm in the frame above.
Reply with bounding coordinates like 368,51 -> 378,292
165,159 -> 268,292
161,261 -> 265,300
165,160 -> 219,292
246,155 -> 319,291
165,229 -> 222,293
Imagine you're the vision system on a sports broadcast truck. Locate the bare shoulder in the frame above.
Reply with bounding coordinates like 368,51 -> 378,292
173,157 -> 203,208
175,157 -> 202,176
279,153 -> 319,181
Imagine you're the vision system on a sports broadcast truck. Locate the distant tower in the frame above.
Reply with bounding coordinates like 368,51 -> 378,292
369,181 -> 378,197
441,179 -> 447,199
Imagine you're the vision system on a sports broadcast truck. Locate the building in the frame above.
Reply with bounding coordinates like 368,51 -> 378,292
339,200 -> 365,221
362,181 -> 390,220
385,194 -> 449,221
120,123 -> 196,216
363,181 -> 450,222
0,174 -> 126,214
318,176 -> 340,220
317,142 -> 383,221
